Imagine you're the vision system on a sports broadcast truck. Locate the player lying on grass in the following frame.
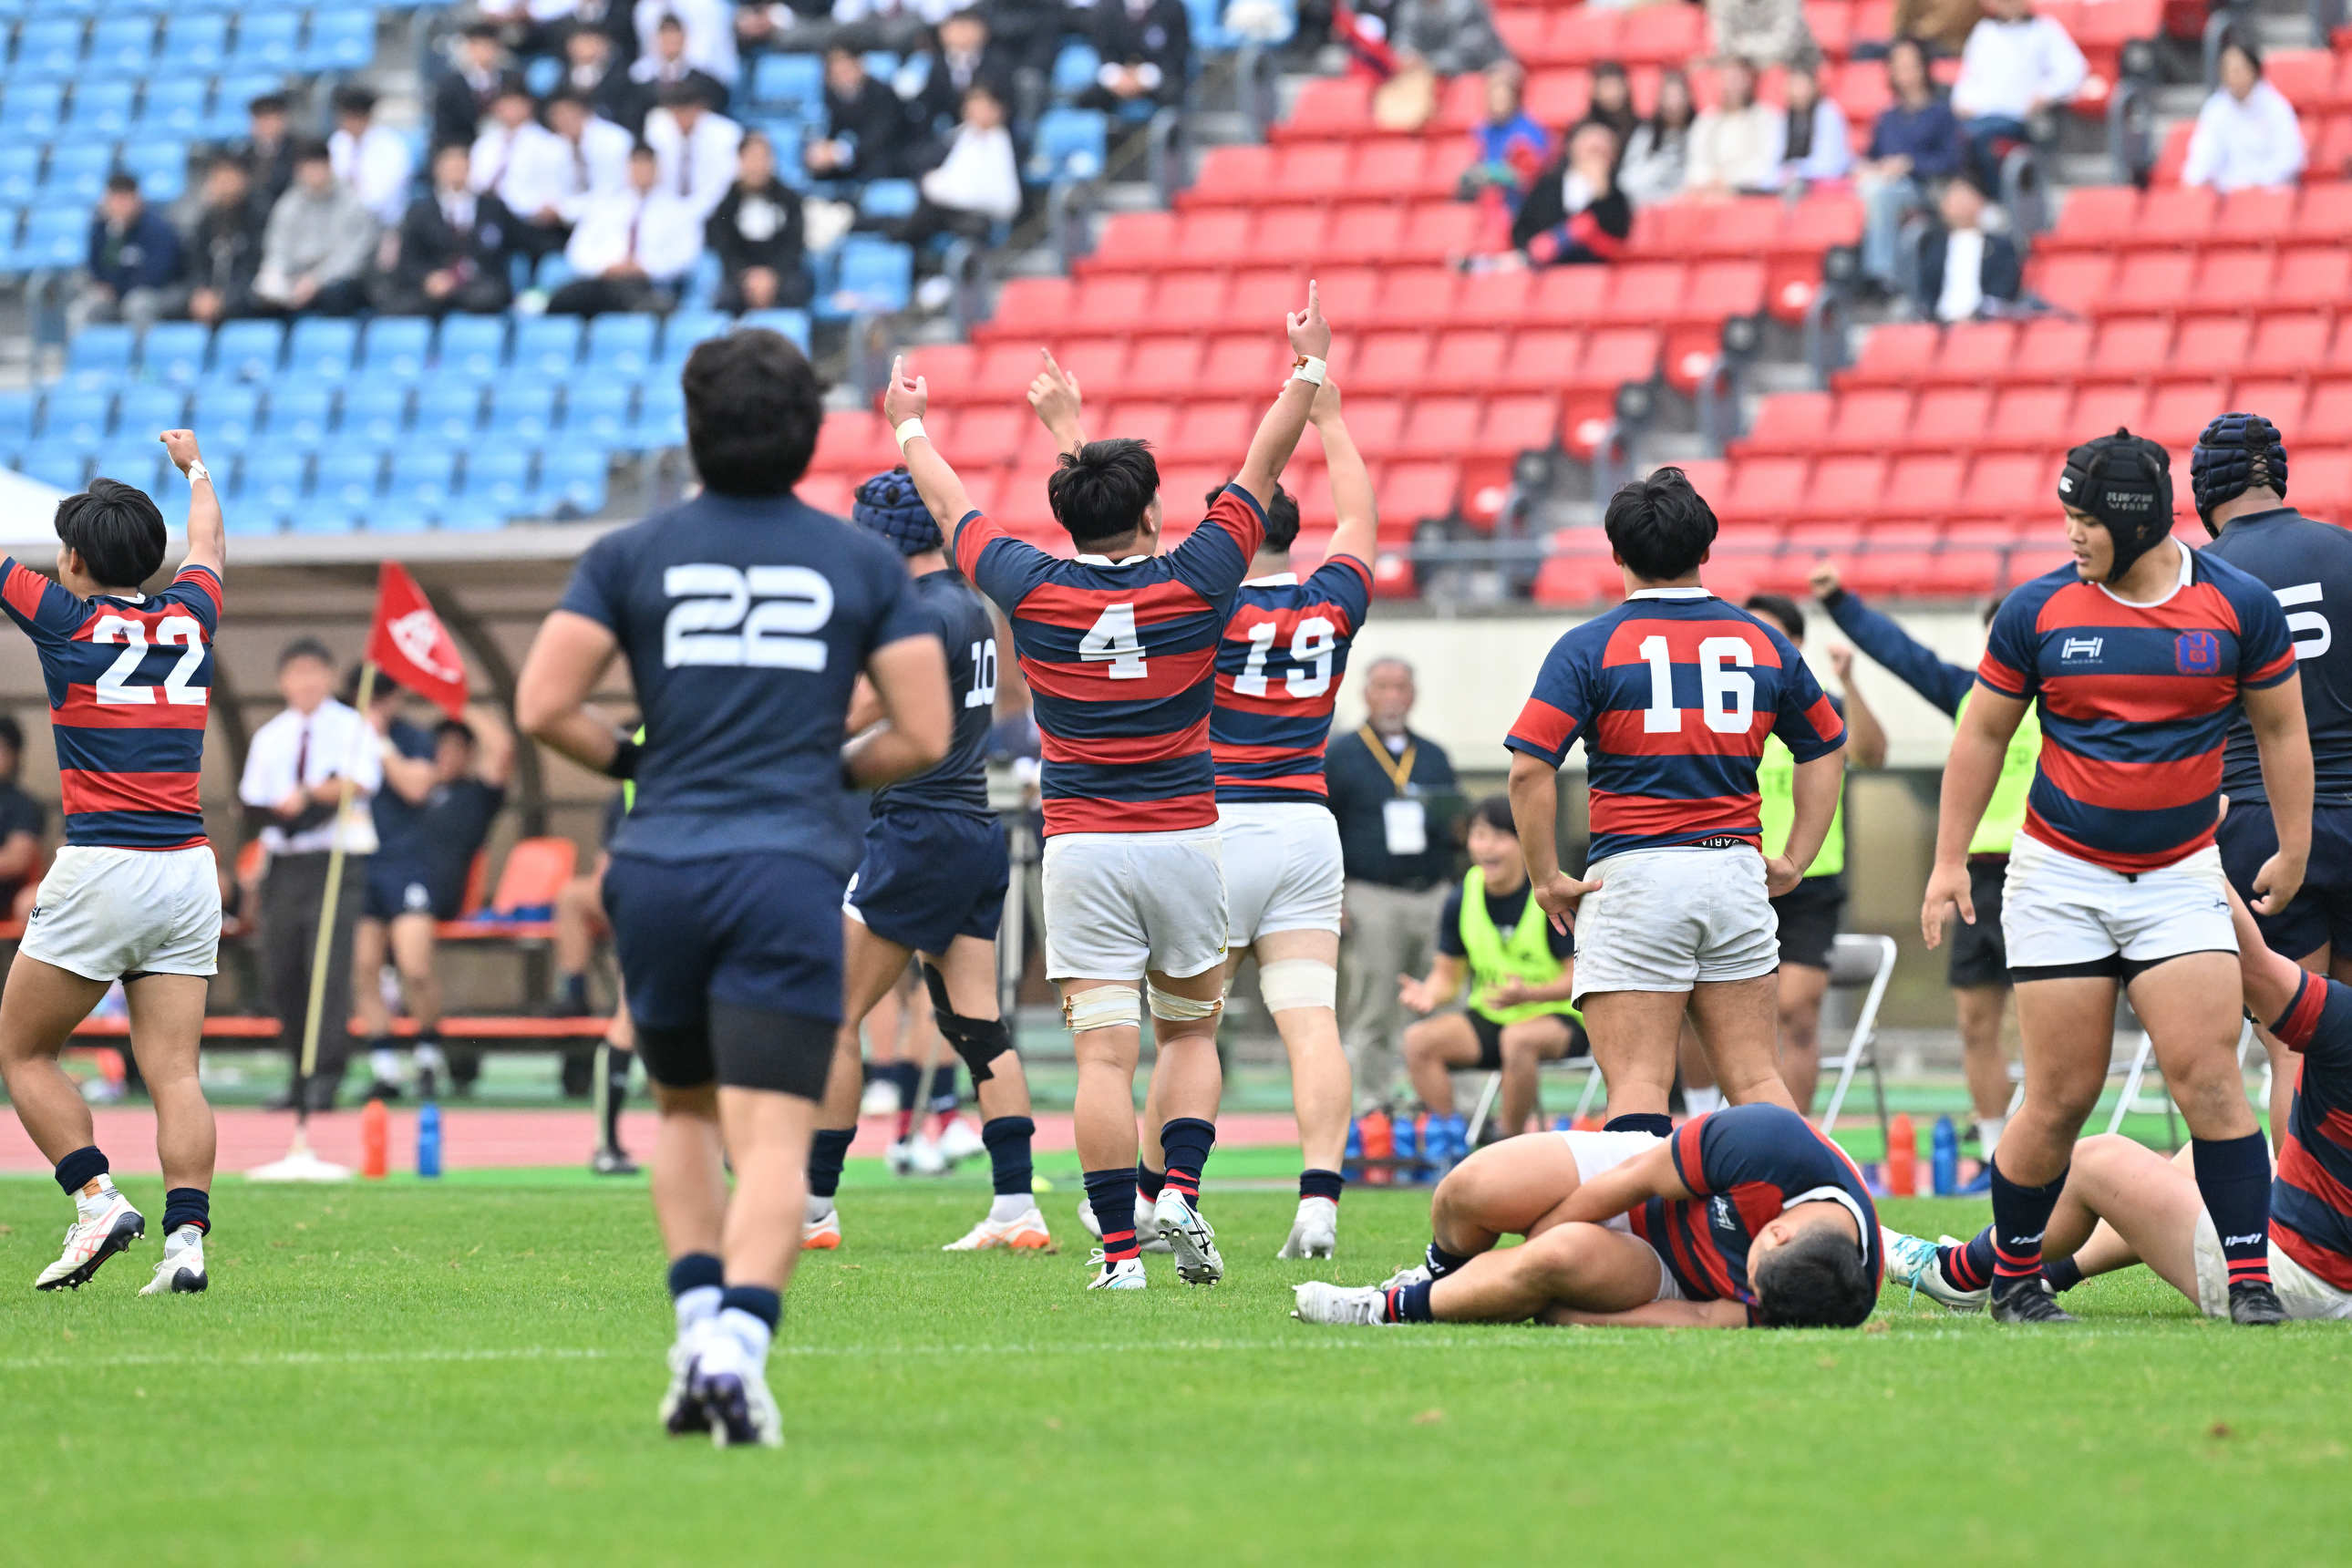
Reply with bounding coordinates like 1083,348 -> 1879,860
0,431 -> 225,1295
1889,870 -> 2352,1321
1292,1102 -> 1883,1328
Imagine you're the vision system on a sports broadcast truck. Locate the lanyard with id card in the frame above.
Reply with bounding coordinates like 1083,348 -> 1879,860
1359,725 -> 1427,857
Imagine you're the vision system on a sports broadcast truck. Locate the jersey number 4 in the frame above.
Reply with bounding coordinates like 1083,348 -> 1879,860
1234,615 -> 1336,699
1080,603 -> 1148,680
1638,634 -> 1754,734
91,614 -> 207,707
663,564 -> 834,671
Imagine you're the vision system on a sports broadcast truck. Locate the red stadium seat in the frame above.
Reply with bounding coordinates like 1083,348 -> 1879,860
1323,203 -> 1404,264
985,277 -> 1076,340
1100,400 -> 1176,449
2071,382 -> 2149,433
1086,211 -> 1181,271
1929,320 -> 2019,386
1798,457 -> 1887,521
1719,457 -> 1810,521
1052,338 -> 1130,391
1620,2 -> 1706,63
1274,77 -> 1372,141
2244,311 -> 2330,375
1450,268 -> 1534,327
1357,139 -> 1457,201
2295,449 -> 2352,511
903,343 -> 981,402
1371,264 -> 1461,325
1392,202 -> 1480,264
2265,49 -> 2337,112
2106,252 -> 2195,313
2141,379 -> 2229,447
2167,316 -> 2251,377
1844,550 -> 1945,597
2192,249 -> 2275,313
2274,246 -> 2352,309
1182,144 -> 1276,207
2293,182 -> 2352,240
1966,453 -> 2054,514
1911,387 -> 1994,450
1491,327 -> 1583,392
1924,546 -> 2005,597
1150,274 -> 1231,334
1390,396 -> 1482,461
1424,330 -> 1511,393
2230,378 -> 2306,431
1824,389 -> 1913,454
1472,394 -> 1561,457
1338,397 -> 1408,455
2044,185 -> 2138,251
1526,265 -> 1611,325
1271,142 -> 1353,204
972,342 -> 1048,404
2029,253 -> 2114,315
1382,461 -> 1461,525
1984,385 -> 2073,449
950,407 -> 1029,461
1522,69 -> 1590,126
810,411 -> 899,476
1841,321 -> 1940,387
2011,320 -> 2097,384
1740,391 -> 1834,455
1875,455 -> 1967,518
2137,186 -> 2217,244
1161,402 -> 1253,465
1194,333 -> 1289,399
1071,273 -> 1151,329
1127,336 -> 1203,389
2304,384 -> 2352,447
1349,331 -> 1430,396
2212,188 -> 2298,242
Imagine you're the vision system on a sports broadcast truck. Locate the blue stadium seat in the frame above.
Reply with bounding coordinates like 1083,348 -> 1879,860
361,316 -> 433,383
115,383 -> 189,438
261,386 -> 332,447
44,146 -> 113,206
223,501 -> 283,539
486,381 -> 558,442
414,381 -> 483,444
512,316 -> 581,379
88,15 -> 159,75
93,444 -> 165,494
315,449 -> 382,514
63,325 -> 135,383
531,251 -> 574,293
228,13 -> 302,72
461,448 -> 531,516
828,241 -> 913,315
190,383 -> 261,451
631,379 -> 686,447
435,314 -> 508,380
304,8 -> 377,71
563,380 -> 632,445
1050,44 -> 1102,99
209,75 -> 284,139
286,318 -> 360,380
12,20 -> 89,82
751,54 -> 824,114
388,449 -> 458,514
16,205 -> 87,270
120,140 -> 189,205
861,51 -> 899,83
18,448 -> 89,490
160,16 -> 229,74
239,450 -> 309,518
39,390 -> 113,449
212,319 -> 284,381
65,80 -> 135,139
0,81 -> 64,139
0,392 -> 33,448
0,146 -> 37,205
1027,108 -> 1107,185
659,307 -> 731,366
738,308 -> 810,351
338,384 -> 411,448
138,323 -> 210,385
136,77 -> 208,138
523,55 -> 562,98
586,313 -> 657,377
535,448 -> 609,514
858,180 -> 919,221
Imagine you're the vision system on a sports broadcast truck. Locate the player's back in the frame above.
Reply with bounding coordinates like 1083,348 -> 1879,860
2262,972 -> 2352,1285
558,490 -> 916,874
2202,507 -> 2352,802
0,557 -> 220,850
1212,555 -> 1373,802
872,568 -> 996,817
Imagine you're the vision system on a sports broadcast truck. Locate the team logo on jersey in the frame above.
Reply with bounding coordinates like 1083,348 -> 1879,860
1709,1195 -> 1736,1232
2059,635 -> 2104,663
2174,629 -> 2222,676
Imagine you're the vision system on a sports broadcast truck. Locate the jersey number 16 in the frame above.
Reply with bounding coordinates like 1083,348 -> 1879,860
1638,634 -> 1754,734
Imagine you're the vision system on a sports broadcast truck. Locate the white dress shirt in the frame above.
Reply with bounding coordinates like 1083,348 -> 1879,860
1687,103 -> 1785,191
565,186 -> 706,282
1936,227 -> 1986,323
546,116 -> 637,222
239,699 -> 384,857
1778,98 -> 1853,184
920,122 -> 1021,222
634,0 -> 738,85
645,108 -> 744,222
329,125 -> 416,227
469,119 -> 566,212
1953,15 -> 2088,120
2182,80 -> 2306,191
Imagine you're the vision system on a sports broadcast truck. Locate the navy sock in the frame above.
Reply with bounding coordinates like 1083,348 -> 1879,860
601,1046 -> 631,1150
1387,1279 -> 1436,1323
886,1060 -> 921,1110
54,1145 -> 108,1197
667,1251 -> 724,1300
1426,1241 -> 1472,1278
1988,1156 -> 2068,1286
558,972 -> 589,1013
1604,1113 -> 1672,1139
1084,1168 -> 1140,1261
1299,1168 -> 1345,1203
2044,1255 -> 2084,1293
1160,1116 -> 1216,1205
925,1064 -> 959,1116
807,1129 -> 854,1200
720,1284 -> 782,1333
1939,1227 -> 1996,1292
982,1116 -> 1034,1197
2192,1131 -> 2275,1291
161,1188 -> 210,1234
1136,1163 -> 1167,1202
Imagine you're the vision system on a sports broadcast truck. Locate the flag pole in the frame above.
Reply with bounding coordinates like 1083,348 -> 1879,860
252,661 -> 376,1181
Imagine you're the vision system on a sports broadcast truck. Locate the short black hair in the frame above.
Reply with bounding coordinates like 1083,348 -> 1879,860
431,139 -> 471,168
2219,25 -> 2263,74
279,636 -> 335,671
681,329 -> 822,497
546,87 -> 592,114
248,92 -> 290,117
1467,793 -> 1518,840
0,714 -> 24,755
1049,439 -> 1159,548
332,85 -> 377,118
492,74 -> 535,104
1604,466 -> 1718,583
1745,592 -> 1806,644
55,479 -> 166,590
1208,479 -> 1296,552
291,136 -> 332,167
105,170 -> 140,197
462,19 -> 500,40
436,718 -> 476,748
1750,1222 -> 1878,1328
656,11 -> 685,29
1980,589 -> 2008,629
658,77 -> 711,109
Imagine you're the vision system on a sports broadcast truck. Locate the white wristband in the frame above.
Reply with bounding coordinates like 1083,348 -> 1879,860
185,461 -> 211,485
893,418 -> 927,452
1291,356 -> 1327,387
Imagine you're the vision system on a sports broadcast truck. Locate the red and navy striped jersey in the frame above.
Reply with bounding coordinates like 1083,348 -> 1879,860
0,557 -> 221,851
1977,550 -> 2295,872
1211,555 -> 1373,803
1627,1104 -> 1885,1316
954,485 -> 1266,836
1504,589 -> 1845,862
2259,970 -> 2352,1293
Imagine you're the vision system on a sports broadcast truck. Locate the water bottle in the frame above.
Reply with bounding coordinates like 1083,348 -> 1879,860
1343,1116 -> 1364,1181
1931,1115 -> 1959,1197
1393,1109 -> 1420,1181
417,1100 -> 443,1179
359,1098 -> 388,1181
1361,1108 -> 1393,1187
1886,1112 -> 1916,1198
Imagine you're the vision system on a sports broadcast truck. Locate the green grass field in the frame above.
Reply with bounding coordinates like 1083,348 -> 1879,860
5,1167 -> 2348,1568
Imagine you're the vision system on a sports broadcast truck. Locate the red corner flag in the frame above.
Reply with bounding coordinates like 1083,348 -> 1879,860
365,562 -> 469,719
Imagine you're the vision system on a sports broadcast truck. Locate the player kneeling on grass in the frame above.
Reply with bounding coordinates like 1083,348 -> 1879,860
1295,1102 -> 1883,1328
1890,871 -> 2352,1321
0,432 -> 226,1295
805,468 -> 1052,1256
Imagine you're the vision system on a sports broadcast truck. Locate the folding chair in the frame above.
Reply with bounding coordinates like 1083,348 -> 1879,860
1812,934 -> 1901,1146
1463,1052 -> 1604,1146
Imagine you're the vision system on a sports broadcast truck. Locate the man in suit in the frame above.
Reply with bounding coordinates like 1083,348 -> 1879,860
905,11 -> 1019,140
1081,0 -> 1191,116
629,12 -> 730,118
379,142 -> 518,317
432,22 -> 510,148
565,21 -> 649,135
1912,178 -> 2022,323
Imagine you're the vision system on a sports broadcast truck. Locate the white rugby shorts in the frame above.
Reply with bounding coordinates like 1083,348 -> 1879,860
1041,826 -> 1227,982
20,844 -> 222,982
2001,831 -> 2235,975
1218,799 -> 1343,946
1554,1128 -> 1681,1301
2192,1210 -> 2352,1321
1569,847 -> 1779,1002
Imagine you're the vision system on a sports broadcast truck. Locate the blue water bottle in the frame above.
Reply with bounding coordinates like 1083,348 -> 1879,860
417,1100 -> 443,1179
1931,1115 -> 1958,1197
1343,1115 -> 1363,1181
1393,1109 -> 1420,1180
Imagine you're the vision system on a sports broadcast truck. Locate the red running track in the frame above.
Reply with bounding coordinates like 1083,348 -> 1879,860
0,1108 -> 1305,1174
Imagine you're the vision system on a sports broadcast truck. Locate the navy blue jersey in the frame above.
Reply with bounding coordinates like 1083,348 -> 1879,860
556,490 -> 929,873
2202,509 -> 2352,805
370,718 -> 437,859
872,568 -> 996,817
2260,969 -> 2352,1292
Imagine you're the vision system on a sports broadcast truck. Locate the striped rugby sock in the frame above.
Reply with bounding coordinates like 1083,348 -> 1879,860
1987,1156 -> 2068,1287
1084,1169 -> 1140,1262
2192,1131 -> 2275,1293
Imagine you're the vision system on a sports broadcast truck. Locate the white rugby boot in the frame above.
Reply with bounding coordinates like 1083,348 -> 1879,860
944,1204 -> 1055,1252
139,1228 -> 208,1295
1292,1281 -> 1392,1326
35,1188 -> 143,1291
1276,1196 -> 1339,1260
1883,1228 -> 1989,1314
1151,1188 -> 1224,1286
1085,1250 -> 1147,1290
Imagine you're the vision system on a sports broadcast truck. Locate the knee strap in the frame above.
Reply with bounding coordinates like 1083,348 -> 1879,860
922,962 -> 1011,1084
1147,982 -> 1224,1023
1257,957 -> 1336,1014
1062,983 -> 1141,1033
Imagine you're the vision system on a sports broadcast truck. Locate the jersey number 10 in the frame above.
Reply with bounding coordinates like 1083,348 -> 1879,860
1638,634 -> 1755,734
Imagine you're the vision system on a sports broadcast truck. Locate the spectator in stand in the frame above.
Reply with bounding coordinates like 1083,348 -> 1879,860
1687,57 -> 1785,197
1386,0 -> 1505,75
544,88 -> 637,219
896,82 -> 1022,247
170,155 -> 268,326
1510,121 -> 1631,264
2182,34 -> 2306,192
566,22 -> 650,134
1619,66 -> 1697,205
830,0 -> 967,54
72,173 -> 181,335
645,77 -> 744,222
239,92 -> 298,205
1082,0 -> 1193,116
1950,0 -> 2085,190
629,11 -> 732,115
0,716 -> 46,923
1913,175 -> 2021,322
548,141 -> 704,315
248,140 -> 377,317
906,10 -> 1018,139
1857,36 -> 1965,292
1460,59 -> 1553,222
433,21 -> 511,148
708,130 -> 811,310
1573,61 -> 1642,148
329,86 -> 418,229
1775,59 -> 1853,189
806,45 -> 912,181
633,0 -> 739,86
1707,0 -> 1817,67
1892,0 -> 1981,54
471,78 -> 570,261
379,142 -> 520,317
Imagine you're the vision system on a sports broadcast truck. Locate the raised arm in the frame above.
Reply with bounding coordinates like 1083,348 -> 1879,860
882,356 -> 975,529
1826,646 -> 1889,769
1233,281 -> 1332,505
469,705 -> 515,789
1315,378 -> 1378,569
160,429 -> 224,581
1027,349 -> 1088,459
1811,563 -> 1972,715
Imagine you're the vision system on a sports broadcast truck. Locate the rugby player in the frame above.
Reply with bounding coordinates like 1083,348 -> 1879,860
1026,356 -> 1375,1260
1291,1102 -> 1883,1329
805,467 -> 1051,1256
518,329 -> 952,1446
0,430 -> 225,1295
2194,412 -> 2352,1145
1890,873 -> 2352,1321
1505,467 -> 1845,1132
886,283 -> 1330,1289
1922,428 -> 2310,1326
1812,560 -> 2038,1182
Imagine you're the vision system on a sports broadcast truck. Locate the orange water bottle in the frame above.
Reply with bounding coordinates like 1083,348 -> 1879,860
360,1097 -> 389,1180
1361,1108 -> 1394,1187
1885,1112 -> 1916,1198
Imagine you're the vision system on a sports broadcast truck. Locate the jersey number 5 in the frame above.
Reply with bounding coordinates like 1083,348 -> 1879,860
92,614 -> 207,707
2278,583 -> 2331,660
1080,603 -> 1147,680
1638,634 -> 1754,734
663,564 -> 834,671
1235,615 -> 1336,699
